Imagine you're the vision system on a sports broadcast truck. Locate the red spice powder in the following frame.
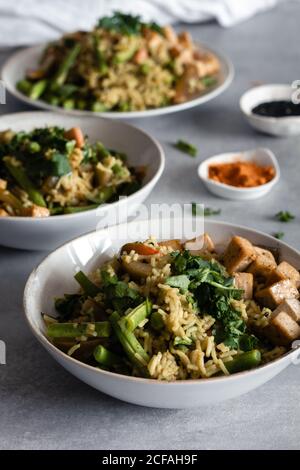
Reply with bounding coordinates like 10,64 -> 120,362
208,160 -> 275,188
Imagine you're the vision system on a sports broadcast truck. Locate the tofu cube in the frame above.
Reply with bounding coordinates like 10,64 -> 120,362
272,299 -> 300,323
185,233 -> 215,254
255,279 -> 299,309
247,246 -> 277,278
267,261 -> 300,287
22,205 -> 50,218
223,236 -> 256,274
234,272 -> 253,300
266,268 -> 286,286
277,261 -> 300,288
0,208 -> 8,217
264,311 -> 300,346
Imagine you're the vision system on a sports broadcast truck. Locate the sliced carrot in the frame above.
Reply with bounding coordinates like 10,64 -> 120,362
64,127 -> 85,148
121,242 -> 159,256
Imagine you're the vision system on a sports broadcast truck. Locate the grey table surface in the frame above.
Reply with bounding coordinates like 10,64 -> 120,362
0,2 -> 300,450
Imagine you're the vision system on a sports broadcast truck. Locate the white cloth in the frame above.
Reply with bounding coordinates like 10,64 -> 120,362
0,0 -> 285,47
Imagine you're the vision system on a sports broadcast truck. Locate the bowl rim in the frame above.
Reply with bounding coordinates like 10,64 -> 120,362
240,83 -> 300,122
0,111 -> 165,222
198,147 -> 280,193
1,42 -> 234,119
23,217 -> 300,387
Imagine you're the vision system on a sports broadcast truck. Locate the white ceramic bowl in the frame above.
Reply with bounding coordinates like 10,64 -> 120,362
0,112 -> 164,251
198,147 -> 280,200
23,218 -> 300,409
1,43 -> 234,119
240,84 -> 300,136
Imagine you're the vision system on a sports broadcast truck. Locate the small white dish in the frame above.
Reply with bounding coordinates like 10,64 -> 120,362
1,43 -> 234,119
0,112 -> 164,251
23,218 -> 300,408
240,84 -> 300,136
198,147 -> 280,200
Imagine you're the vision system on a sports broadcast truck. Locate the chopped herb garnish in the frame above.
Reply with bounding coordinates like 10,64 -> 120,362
168,250 -> 257,350
276,211 -> 295,222
192,203 -> 221,217
98,12 -> 162,36
175,139 -> 197,157
204,207 -> 221,217
273,232 -> 285,240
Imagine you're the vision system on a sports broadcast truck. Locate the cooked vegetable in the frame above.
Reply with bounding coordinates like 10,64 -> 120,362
0,126 -> 143,217
110,311 -> 149,375
3,157 -> 46,207
93,345 -> 122,367
74,271 -> 101,297
121,242 -> 159,256
45,232 -> 299,381
16,12 -> 220,112
124,299 -> 152,331
47,321 -> 111,338
224,350 -> 261,374
175,139 -> 197,157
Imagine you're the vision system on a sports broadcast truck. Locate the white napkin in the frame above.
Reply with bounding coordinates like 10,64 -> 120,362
0,0 -> 284,47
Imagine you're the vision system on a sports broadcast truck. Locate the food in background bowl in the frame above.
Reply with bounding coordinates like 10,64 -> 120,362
0,126 -> 143,217
16,12 -> 220,113
44,232 -> 300,381
208,160 -> 275,188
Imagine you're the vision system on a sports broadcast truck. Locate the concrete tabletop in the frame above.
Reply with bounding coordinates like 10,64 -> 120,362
0,1 -> 299,450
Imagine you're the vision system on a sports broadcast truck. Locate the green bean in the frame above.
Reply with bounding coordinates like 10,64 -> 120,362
87,186 -> 115,204
118,317 -> 149,363
63,204 -> 98,214
47,321 -> 111,338
17,79 -> 32,95
55,43 -> 81,86
93,345 -> 122,367
110,312 -> 149,375
224,350 -> 261,374
74,270 -> 101,297
63,98 -> 75,109
29,79 -> 48,100
124,299 -> 152,332
3,157 -> 46,207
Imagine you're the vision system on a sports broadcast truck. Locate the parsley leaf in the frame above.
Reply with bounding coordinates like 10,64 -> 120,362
101,270 -> 143,313
273,231 -> 285,240
276,211 -> 295,222
192,203 -> 221,217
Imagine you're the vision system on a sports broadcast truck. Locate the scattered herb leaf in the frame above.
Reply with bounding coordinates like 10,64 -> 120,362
273,232 -> 285,240
192,203 -> 221,217
276,211 -> 295,222
175,139 -> 197,157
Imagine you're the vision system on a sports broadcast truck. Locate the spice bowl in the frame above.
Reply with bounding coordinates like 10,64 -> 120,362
198,147 -> 280,200
240,84 -> 300,136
